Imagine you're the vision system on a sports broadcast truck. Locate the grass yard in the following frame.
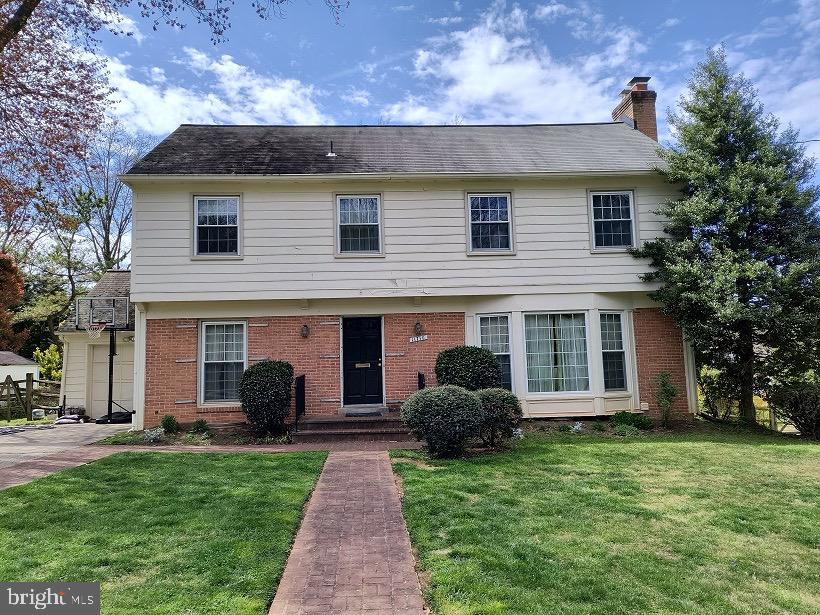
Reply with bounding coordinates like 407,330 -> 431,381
0,451 -> 326,614
392,427 -> 820,615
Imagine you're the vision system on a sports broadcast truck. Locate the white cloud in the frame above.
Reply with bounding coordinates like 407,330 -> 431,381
96,8 -> 145,43
341,87 -> 372,107
392,4 -> 415,11
533,2 -> 572,21
107,48 -> 330,134
661,17 -> 681,28
382,2 -> 646,125
427,16 -> 464,26
148,67 -> 166,83
454,1 -> 462,10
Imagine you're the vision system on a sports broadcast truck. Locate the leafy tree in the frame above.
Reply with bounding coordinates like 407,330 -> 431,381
0,251 -> 26,351
33,343 -> 62,381
633,48 -> 820,423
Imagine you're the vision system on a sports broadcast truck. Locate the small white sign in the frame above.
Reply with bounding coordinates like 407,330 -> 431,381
409,334 -> 429,343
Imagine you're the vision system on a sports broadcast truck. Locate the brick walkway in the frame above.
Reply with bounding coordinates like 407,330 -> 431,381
269,451 -> 426,615
0,447 -> 117,490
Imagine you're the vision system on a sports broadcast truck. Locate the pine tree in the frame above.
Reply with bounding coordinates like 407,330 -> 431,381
633,48 -> 820,423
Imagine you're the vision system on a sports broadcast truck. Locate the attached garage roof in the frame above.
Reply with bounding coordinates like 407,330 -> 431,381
126,122 -> 663,177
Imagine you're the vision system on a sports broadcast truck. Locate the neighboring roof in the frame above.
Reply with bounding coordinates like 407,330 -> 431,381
0,351 -> 36,366
60,270 -> 134,333
125,123 -> 663,177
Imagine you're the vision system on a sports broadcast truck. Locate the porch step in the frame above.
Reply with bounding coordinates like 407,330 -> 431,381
292,415 -> 414,443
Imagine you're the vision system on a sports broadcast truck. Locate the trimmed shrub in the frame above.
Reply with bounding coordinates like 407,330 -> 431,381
613,424 -> 640,437
239,360 -> 294,434
475,388 -> 522,447
401,385 -> 482,457
768,383 -> 820,440
435,346 -> 502,391
160,414 -> 180,434
190,419 -> 210,434
611,411 -> 653,430
655,371 -> 679,428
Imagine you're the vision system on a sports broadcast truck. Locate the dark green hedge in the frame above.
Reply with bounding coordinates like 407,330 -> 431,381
476,388 -> 522,447
769,384 -> 820,440
401,385 -> 482,458
435,345 -> 502,391
239,360 -> 294,434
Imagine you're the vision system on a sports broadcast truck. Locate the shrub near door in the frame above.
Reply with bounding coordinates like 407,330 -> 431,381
435,346 -> 502,390
401,385 -> 482,458
239,360 -> 294,434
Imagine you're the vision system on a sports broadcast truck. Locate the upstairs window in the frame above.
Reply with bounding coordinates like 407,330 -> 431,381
195,196 -> 239,256
600,312 -> 627,391
469,193 -> 512,252
338,195 -> 381,254
590,191 -> 634,250
478,314 -> 512,390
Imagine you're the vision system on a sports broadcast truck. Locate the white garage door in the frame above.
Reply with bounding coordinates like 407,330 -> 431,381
90,343 -> 134,418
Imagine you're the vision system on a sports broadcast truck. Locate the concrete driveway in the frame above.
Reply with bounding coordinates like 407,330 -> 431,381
0,423 -> 129,468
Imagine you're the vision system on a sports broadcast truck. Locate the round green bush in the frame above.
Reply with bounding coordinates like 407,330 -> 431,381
400,385 -> 482,457
239,360 -> 294,434
435,346 -> 502,391
475,388 -> 522,447
160,414 -> 180,434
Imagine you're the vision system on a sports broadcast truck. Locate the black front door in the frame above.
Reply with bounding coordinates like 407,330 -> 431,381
342,317 -> 383,405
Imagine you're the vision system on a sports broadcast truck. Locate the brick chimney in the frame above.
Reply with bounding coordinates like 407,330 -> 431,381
611,76 -> 657,141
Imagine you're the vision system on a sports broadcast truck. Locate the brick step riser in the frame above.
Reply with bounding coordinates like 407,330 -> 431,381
292,432 -> 417,443
296,420 -> 407,431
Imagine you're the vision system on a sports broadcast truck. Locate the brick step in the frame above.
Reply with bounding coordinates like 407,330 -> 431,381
292,428 -> 416,443
296,417 -> 406,432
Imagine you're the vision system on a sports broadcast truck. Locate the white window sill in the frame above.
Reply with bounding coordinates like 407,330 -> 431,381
191,255 -> 244,261
467,250 -> 516,257
334,252 -> 386,259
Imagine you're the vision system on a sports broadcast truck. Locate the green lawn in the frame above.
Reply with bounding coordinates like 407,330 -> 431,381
0,451 -> 326,614
392,428 -> 820,615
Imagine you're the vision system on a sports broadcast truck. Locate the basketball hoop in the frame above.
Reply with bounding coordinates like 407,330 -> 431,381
85,322 -> 108,340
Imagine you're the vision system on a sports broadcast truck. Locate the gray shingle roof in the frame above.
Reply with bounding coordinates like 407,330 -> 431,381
60,270 -> 134,332
0,351 -> 36,366
126,123 -> 662,177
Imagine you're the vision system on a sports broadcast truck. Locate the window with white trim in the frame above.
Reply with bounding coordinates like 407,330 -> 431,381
469,193 -> 512,251
524,313 -> 589,393
201,322 -> 246,402
478,314 -> 512,390
195,196 -> 240,255
590,191 -> 634,249
338,195 -> 381,253
600,312 -> 627,391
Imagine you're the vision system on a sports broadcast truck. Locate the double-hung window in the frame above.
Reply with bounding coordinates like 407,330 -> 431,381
338,195 -> 381,254
195,196 -> 240,256
600,312 -> 628,391
468,193 -> 513,252
590,191 -> 634,250
201,322 -> 246,403
524,313 -> 589,393
478,314 -> 512,390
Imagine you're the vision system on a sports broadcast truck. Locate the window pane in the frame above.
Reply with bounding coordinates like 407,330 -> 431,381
600,313 -> 624,351
203,362 -> 244,401
479,315 -> 512,391
602,351 -> 627,390
204,323 -> 245,362
340,224 -> 380,252
497,354 -> 512,390
196,197 -> 239,255
524,313 -> 589,393
471,222 -> 510,250
592,193 -> 633,248
197,225 -> 238,255
600,313 -> 627,390
470,195 -> 511,251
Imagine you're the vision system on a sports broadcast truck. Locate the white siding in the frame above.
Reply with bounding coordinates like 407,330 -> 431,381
130,176 -> 676,302
0,364 -> 39,384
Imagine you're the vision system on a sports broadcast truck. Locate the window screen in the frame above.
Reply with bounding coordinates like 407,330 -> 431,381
479,315 -> 512,390
591,192 -> 633,249
202,322 -> 246,402
195,197 -> 239,255
338,195 -> 380,253
469,194 -> 512,251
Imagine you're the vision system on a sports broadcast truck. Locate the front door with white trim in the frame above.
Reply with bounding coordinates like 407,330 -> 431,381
342,317 -> 383,406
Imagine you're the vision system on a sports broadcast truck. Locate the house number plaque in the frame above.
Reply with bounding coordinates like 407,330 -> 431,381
409,334 -> 429,343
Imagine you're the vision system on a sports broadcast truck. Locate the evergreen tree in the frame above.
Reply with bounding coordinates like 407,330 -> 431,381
633,48 -> 820,423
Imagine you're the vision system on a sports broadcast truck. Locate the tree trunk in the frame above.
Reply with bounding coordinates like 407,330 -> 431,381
738,320 -> 756,424
0,0 -> 41,52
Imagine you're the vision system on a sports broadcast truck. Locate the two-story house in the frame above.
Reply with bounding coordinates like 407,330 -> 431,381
122,77 -> 697,430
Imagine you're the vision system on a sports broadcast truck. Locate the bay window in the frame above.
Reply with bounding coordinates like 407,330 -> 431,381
524,313 -> 589,393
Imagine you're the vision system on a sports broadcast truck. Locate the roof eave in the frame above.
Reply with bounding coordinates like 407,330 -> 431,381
120,169 -> 660,185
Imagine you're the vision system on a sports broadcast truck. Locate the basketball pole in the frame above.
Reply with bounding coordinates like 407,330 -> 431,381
107,326 -> 117,423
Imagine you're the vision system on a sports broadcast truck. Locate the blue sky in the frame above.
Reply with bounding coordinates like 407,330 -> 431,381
101,0 -> 820,157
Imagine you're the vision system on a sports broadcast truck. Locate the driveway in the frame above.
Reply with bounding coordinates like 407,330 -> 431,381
0,423 -> 129,468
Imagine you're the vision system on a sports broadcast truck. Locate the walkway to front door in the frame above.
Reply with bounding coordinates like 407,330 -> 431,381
268,451 -> 426,614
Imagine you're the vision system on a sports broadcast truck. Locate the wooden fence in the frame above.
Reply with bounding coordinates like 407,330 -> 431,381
0,374 -> 62,422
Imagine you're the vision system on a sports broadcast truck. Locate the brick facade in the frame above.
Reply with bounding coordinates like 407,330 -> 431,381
633,308 -> 691,420
143,313 -> 465,427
